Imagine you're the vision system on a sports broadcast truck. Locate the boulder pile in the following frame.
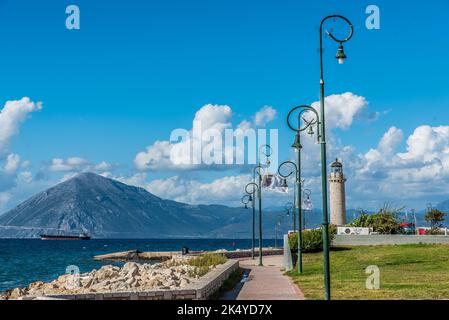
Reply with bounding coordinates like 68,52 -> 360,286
1,258 -> 201,300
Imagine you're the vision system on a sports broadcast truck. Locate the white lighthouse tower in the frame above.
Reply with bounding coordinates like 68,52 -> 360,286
329,159 -> 347,226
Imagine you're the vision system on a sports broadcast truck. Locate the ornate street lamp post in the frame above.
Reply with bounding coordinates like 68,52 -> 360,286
319,15 -> 354,300
242,193 -> 255,259
241,194 -> 254,254
245,181 -> 262,266
285,202 -> 294,231
281,105 -> 320,273
274,214 -> 283,249
250,144 -> 272,267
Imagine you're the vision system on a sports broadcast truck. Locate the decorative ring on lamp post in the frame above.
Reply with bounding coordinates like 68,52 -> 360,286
278,161 -> 298,179
258,144 -> 273,167
321,15 -> 354,44
285,202 -> 294,214
241,195 -> 251,209
245,182 -> 259,195
286,105 -> 321,141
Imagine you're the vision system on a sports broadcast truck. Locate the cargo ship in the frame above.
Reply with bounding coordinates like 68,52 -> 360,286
40,232 -> 91,240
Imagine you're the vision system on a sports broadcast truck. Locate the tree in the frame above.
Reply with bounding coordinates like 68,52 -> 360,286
425,208 -> 446,234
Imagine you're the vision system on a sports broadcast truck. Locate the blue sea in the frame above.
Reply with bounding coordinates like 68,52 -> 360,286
0,239 -> 276,292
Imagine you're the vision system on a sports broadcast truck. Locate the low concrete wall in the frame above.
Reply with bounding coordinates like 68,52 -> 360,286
189,259 -> 239,300
224,248 -> 283,259
43,260 -> 239,301
333,235 -> 449,246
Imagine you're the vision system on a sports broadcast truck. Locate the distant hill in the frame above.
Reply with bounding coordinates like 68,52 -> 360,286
0,173 -> 290,239
436,200 -> 449,213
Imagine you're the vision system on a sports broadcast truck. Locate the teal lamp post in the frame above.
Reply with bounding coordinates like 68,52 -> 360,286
318,15 -> 354,300
281,105 -> 320,273
251,144 -> 272,267
242,192 -> 255,259
245,181 -> 262,265
241,194 -> 254,254
284,201 -> 294,231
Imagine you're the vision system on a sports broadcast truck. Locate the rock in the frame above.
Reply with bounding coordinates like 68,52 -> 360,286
121,262 -> 138,273
9,288 -> 26,299
180,278 -> 190,287
29,281 -> 45,290
81,277 -> 94,288
96,265 -> 119,281
2,258 -> 206,299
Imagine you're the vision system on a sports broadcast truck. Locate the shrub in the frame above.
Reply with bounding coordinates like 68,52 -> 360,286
187,253 -> 227,277
350,202 -> 402,234
288,225 -> 337,253
350,212 -> 373,228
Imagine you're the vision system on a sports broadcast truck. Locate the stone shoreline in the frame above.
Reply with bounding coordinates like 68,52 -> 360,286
0,248 -> 282,300
1,256 -> 206,300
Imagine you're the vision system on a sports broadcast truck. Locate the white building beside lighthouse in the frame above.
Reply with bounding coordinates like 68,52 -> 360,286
329,159 -> 347,226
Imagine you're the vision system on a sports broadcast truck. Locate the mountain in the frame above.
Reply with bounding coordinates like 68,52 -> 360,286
436,200 -> 449,213
0,172 -> 290,239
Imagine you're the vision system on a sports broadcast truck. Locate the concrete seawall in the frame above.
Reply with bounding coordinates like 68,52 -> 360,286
94,248 -> 284,262
333,235 -> 449,246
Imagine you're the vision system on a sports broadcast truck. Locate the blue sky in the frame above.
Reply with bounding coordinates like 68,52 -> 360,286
0,0 -> 448,212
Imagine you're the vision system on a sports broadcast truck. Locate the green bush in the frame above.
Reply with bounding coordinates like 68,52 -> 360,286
288,225 -> 336,253
188,253 -> 227,268
187,253 -> 227,277
350,203 -> 402,234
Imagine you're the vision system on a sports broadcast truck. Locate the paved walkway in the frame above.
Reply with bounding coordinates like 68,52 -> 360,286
234,255 -> 304,300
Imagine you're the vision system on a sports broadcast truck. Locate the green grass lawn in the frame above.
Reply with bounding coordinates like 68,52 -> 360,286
287,244 -> 449,300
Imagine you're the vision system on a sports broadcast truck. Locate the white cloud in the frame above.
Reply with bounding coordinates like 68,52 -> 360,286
17,171 -> 33,184
107,171 -> 298,207
311,92 -> 368,130
101,171 -> 251,205
130,122 -> 449,210
254,106 -> 277,126
129,92 -> 377,206
48,157 -> 113,174
280,92 -> 371,176
378,126 -> 403,155
0,97 -> 42,155
4,154 -> 21,173
337,124 -> 449,209
49,157 -> 89,172
94,161 -> 112,172
135,141 -> 173,171
134,104 -> 277,171
398,125 -> 449,162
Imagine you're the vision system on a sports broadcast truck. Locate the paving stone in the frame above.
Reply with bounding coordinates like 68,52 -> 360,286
236,255 -> 304,300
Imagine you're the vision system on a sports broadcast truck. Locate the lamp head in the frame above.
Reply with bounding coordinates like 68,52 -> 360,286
280,177 -> 288,188
307,125 -> 314,136
336,43 -> 347,64
291,134 -> 302,152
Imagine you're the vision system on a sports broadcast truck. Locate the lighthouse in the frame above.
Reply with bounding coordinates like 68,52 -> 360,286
329,159 -> 347,226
